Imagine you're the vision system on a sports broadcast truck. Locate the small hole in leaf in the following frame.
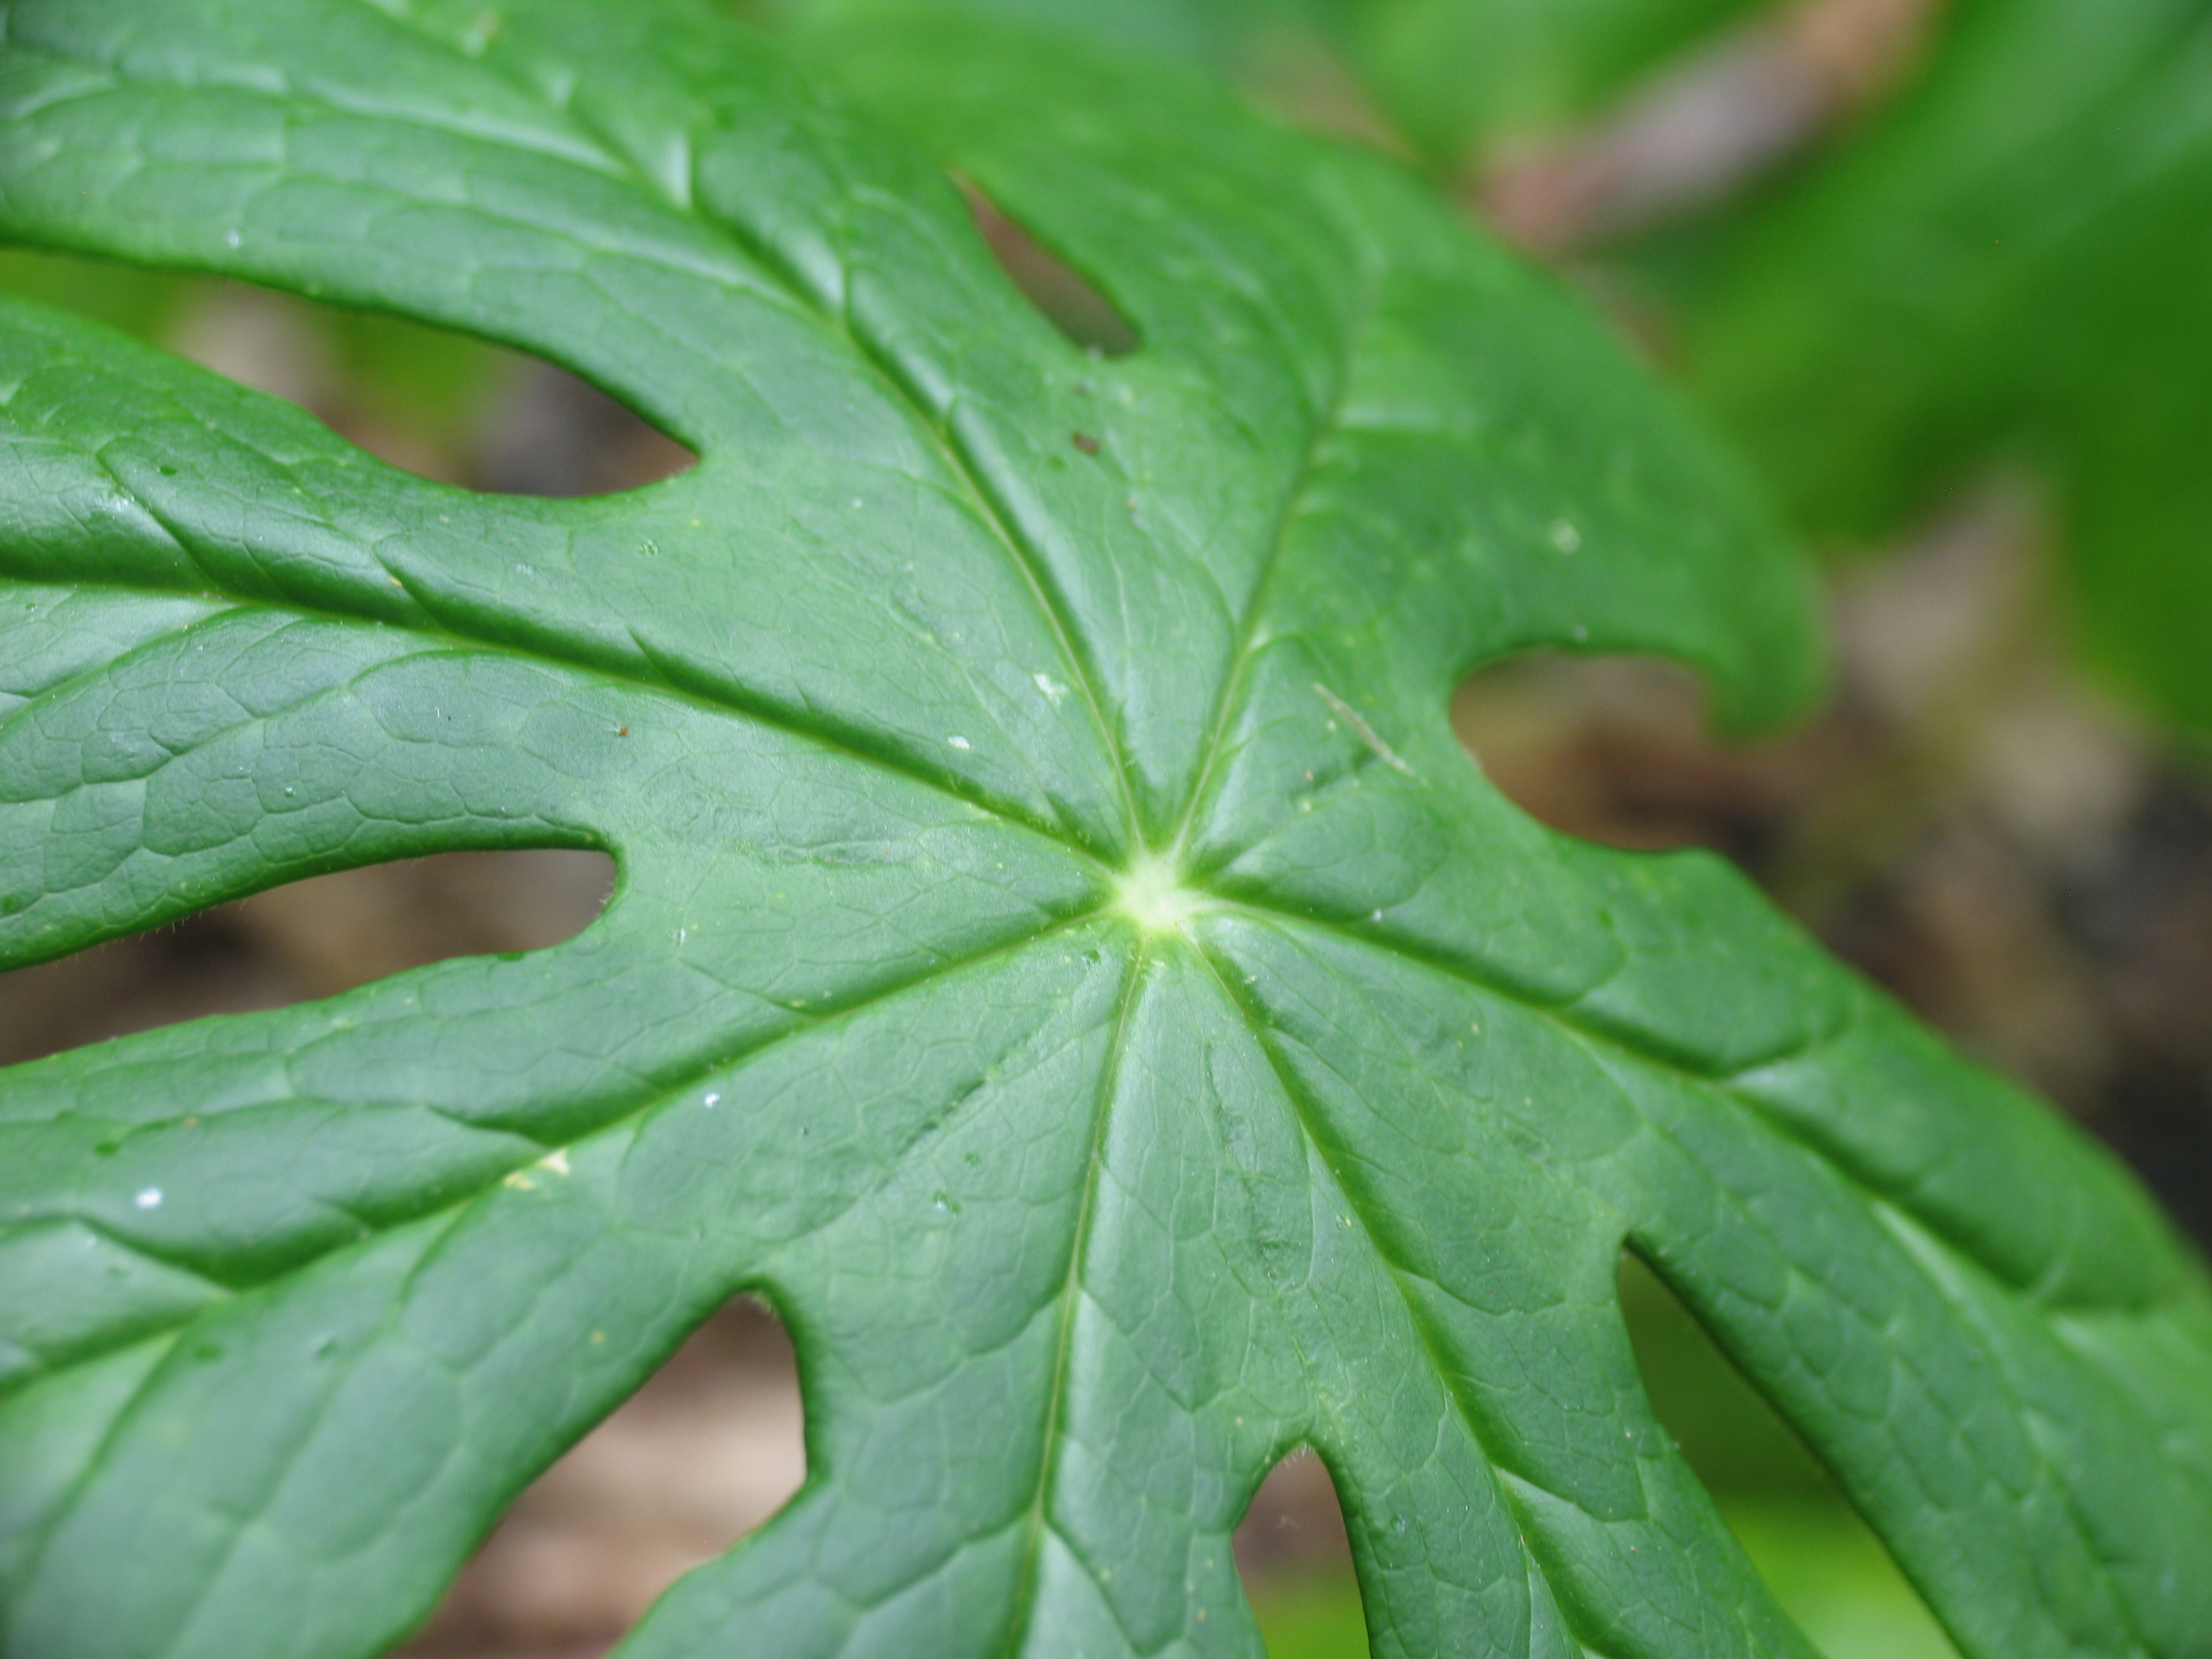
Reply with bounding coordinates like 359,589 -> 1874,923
0,849 -> 613,1065
1618,1252 -> 1961,1659
1453,651 -> 1801,859
1,249 -> 695,496
393,1295 -> 805,1659
956,178 -> 1140,359
1234,1447 -> 1370,1659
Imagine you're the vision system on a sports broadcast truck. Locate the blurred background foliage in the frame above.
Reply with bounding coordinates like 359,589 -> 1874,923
5,1 -> 2211,1654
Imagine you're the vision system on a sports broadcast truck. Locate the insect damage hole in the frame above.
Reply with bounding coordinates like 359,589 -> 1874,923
0,849 -> 615,1066
956,178 -> 1141,359
393,1296 -> 806,1658
1617,1251 -> 1961,1659
1233,1446 -> 1371,1659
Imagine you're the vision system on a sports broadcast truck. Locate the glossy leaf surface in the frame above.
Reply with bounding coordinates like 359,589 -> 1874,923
2,5 -> 2209,1659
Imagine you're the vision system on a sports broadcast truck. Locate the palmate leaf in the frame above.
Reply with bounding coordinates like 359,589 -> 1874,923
0,4 -> 2207,1658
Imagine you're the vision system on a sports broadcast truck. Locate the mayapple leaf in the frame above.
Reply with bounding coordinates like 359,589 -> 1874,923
1,5 -> 2207,1659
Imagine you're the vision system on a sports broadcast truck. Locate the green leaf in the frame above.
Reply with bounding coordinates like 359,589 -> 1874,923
1683,0 -> 2212,735
1,5 -> 2206,1659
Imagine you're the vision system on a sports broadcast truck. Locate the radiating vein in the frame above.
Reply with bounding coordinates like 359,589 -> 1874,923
1166,291 -> 1376,865
994,939 -> 1143,1659
5,18 -> 1139,851
1186,941 -> 1629,1656
349,0 -> 1145,849
5,908 -> 1111,1364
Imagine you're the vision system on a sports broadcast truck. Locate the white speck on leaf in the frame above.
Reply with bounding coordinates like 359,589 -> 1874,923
1549,519 -> 1582,554
134,1187 -> 163,1210
1031,672 -> 1068,705
947,735 -> 972,751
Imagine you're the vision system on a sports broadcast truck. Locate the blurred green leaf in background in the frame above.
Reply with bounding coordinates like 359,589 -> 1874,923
1682,0 -> 2212,739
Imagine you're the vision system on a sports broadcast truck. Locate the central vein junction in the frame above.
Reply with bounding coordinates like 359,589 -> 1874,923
1113,855 -> 1204,937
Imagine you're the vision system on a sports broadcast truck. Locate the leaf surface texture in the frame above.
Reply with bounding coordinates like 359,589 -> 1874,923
1,5 -> 2207,1658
